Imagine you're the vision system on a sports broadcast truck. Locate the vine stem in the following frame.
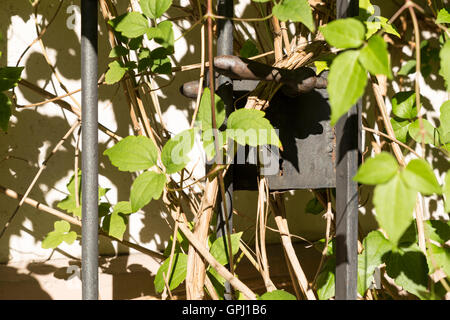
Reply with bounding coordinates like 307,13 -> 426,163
206,0 -> 235,286
172,211 -> 258,300
0,185 -> 166,260
0,120 -> 80,240
407,2 -> 427,253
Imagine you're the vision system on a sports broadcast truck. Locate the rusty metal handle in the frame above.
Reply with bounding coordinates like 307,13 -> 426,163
180,55 -> 327,99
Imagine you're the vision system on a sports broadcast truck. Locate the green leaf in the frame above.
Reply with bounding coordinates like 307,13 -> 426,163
364,16 -> 400,40
373,172 -> 417,245
104,135 -> 158,172
358,35 -> 392,79
42,221 -> 77,249
402,159 -> 442,195
313,238 -> 335,257
408,119 -> 438,145
316,257 -> 335,300
444,170 -> 450,212
353,152 -> 398,185
427,243 -> 450,278
140,0 -> 172,20
105,61 -> 127,85
391,118 -> 411,143
161,128 -> 196,174
130,171 -> 166,211
313,54 -> 335,75
111,12 -> 150,38
112,201 -> 135,215
150,48 -> 172,74
209,232 -> 242,265
154,253 -> 188,293
440,100 -> 450,136
109,46 -> 128,58
202,129 -> 226,161
305,197 -> 325,215
240,40 -> 259,58
148,21 -> 174,53
385,245 -> 430,299
440,41 -> 450,90
197,88 -> 226,131
328,50 -> 367,125
424,220 -> 450,245
398,60 -> 416,76
436,8 -> 450,24
272,0 -> 315,32
226,109 -> 281,148
259,290 -> 296,300
102,209 -> 128,241
358,231 -> 392,296
320,18 -> 365,49
0,66 -> 24,91
391,91 -> 418,120
57,171 -> 108,218
0,93 -> 12,132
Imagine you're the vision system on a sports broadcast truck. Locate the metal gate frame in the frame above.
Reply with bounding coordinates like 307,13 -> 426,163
80,0 -> 360,300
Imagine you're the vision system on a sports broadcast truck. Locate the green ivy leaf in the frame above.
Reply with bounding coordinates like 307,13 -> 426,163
161,128 -> 196,174
353,152 -> 398,185
154,253 -> 188,293
226,109 -> 281,148
259,290 -> 296,300
0,66 -> 24,91
313,238 -> 335,257
373,172 -> 417,245
240,40 -> 259,58
110,12 -> 150,38
42,221 -> 77,249
357,231 -> 392,296
385,245 -> 430,299
105,61 -> 127,85
272,0 -> 315,32
408,119 -> 438,145
320,18 -> 365,49
391,118 -> 411,143
436,8 -> 450,24
197,88 -> 226,131
444,170 -> 450,212
130,171 -> 166,211
104,135 -> 158,172
316,257 -> 335,300
209,232 -> 242,266
440,100 -> 450,136
328,50 -> 367,125
0,93 -> 12,132
140,0 -> 172,20
391,91 -> 418,120
402,159 -> 442,195
440,41 -> 450,90
358,35 -> 392,79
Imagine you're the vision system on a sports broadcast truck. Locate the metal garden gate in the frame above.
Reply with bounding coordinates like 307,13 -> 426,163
80,0 -> 361,300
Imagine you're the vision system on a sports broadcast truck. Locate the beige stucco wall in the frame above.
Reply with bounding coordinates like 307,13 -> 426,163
0,0 -> 447,299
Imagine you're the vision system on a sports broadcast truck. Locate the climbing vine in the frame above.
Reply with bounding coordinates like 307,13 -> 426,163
0,0 -> 449,300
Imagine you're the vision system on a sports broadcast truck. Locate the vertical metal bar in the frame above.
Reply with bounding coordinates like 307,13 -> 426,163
216,0 -> 234,300
81,0 -> 99,300
335,0 -> 360,301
